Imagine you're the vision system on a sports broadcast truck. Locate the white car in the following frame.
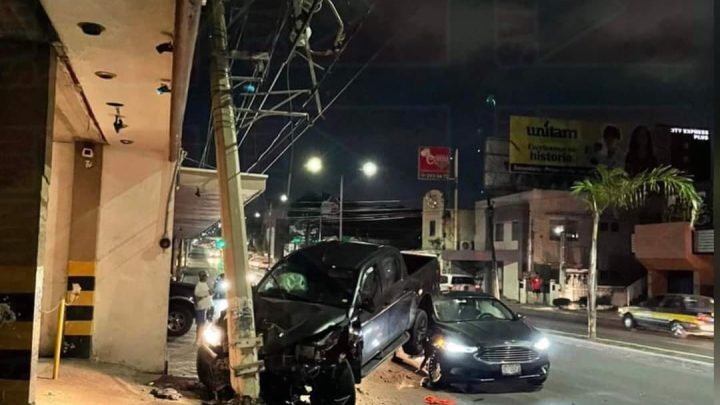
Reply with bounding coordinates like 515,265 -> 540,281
439,274 -> 479,292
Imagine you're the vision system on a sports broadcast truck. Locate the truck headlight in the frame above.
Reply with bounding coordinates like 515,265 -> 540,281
202,325 -> 223,347
533,336 -> 550,351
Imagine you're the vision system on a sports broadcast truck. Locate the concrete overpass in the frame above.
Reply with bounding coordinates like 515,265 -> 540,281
0,1 -> 264,403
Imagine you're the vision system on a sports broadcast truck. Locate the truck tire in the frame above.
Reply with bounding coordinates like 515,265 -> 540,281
168,302 -> 194,337
311,360 -> 356,405
403,310 -> 428,356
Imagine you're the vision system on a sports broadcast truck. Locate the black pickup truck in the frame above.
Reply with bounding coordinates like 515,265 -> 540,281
197,241 -> 440,404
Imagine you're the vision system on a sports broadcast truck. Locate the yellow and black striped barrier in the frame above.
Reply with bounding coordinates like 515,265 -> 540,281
0,265 -> 39,404
63,261 -> 95,358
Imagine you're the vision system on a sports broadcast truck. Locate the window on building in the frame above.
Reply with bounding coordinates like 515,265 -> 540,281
494,223 -> 504,242
599,222 -> 608,232
429,220 -> 436,237
549,219 -> 579,241
611,222 -> 619,232
511,221 -> 519,241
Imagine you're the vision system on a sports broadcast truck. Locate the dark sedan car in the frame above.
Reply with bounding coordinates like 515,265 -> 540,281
423,292 -> 550,388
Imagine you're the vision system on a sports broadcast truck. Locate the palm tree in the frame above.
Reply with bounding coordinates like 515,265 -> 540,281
571,165 -> 701,339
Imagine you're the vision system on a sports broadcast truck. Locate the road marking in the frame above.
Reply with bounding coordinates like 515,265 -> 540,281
540,329 -> 714,365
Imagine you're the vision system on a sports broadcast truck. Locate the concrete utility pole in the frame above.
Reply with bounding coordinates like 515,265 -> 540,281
487,199 -> 500,298
453,149 -> 459,250
339,175 -> 344,240
209,0 -> 262,398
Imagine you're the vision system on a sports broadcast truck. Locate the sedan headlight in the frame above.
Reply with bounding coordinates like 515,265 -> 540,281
202,324 -> 223,347
533,336 -> 550,351
433,336 -> 476,353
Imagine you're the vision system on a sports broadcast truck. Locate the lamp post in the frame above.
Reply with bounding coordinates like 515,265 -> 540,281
554,225 -> 567,290
304,157 -> 378,241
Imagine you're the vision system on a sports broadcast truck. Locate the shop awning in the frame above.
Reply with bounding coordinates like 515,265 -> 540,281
173,167 -> 267,239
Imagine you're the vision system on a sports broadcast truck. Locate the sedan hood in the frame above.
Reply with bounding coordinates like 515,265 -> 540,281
254,296 -> 348,353
437,320 -> 537,346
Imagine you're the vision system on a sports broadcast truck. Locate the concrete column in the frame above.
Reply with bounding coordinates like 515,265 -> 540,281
647,270 -> 668,297
63,142 -> 103,358
0,41 -> 56,405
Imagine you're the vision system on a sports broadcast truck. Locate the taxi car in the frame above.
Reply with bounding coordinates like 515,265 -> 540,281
618,294 -> 714,338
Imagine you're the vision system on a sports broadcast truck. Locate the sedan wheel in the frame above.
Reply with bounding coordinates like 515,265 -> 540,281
670,321 -> 687,338
424,354 -> 446,389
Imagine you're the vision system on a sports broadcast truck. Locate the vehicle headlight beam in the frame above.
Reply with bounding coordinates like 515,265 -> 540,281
533,336 -> 550,351
202,324 -> 223,347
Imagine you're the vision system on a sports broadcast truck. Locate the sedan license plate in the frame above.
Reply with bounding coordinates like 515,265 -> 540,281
501,364 -> 522,376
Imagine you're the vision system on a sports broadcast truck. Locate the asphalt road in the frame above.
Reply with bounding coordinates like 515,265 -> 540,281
358,335 -> 713,405
507,304 -> 714,361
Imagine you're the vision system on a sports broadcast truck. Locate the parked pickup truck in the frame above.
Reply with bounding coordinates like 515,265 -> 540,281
167,281 -> 195,337
196,241 -> 440,404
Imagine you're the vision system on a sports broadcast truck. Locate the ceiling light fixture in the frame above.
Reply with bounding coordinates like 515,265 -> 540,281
120,139 -> 133,145
155,42 -> 174,54
156,84 -> 171,95
112,107 -> 127,133
78,22 -> 105,36
95,71 -> 116,80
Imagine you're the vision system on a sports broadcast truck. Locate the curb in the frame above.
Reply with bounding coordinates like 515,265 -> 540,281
539,328 -> 714,365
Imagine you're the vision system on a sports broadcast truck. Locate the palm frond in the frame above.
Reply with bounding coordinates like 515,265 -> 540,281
571,165 -> 701,223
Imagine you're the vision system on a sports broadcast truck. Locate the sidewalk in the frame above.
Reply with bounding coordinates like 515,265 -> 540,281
35,358 -> 204,405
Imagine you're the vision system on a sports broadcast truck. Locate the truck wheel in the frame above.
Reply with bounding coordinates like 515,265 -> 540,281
168,303 -> 193,337
311,360 -> 356,405
403,310 -> 428,356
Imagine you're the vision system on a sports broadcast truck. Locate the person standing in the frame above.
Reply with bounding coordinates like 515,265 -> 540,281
194,271 -> 214,343
530,272 -> 543,304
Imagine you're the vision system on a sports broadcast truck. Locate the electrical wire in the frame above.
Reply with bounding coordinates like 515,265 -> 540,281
237,0 -> 322,145
245,4 -> 376,171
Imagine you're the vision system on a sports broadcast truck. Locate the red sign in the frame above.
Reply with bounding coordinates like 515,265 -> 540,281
418,146 -> 451,180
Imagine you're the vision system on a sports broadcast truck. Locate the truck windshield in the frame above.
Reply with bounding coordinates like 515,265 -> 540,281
257,253 -> 358,308
434,297 -> 514,322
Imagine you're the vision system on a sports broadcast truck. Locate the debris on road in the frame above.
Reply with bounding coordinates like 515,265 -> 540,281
150,387 -> 183,400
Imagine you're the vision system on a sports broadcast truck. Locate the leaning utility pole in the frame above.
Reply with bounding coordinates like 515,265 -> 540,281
209,0 -> 262,398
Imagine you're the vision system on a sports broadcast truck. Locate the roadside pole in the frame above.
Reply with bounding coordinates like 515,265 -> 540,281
453,149 -> 459,250
559,230 -> 566,290
339,175 -> 344,240
209,0 -> 261,398
487,198 -> 500,298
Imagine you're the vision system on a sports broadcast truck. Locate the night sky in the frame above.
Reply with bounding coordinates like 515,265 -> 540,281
182,0 -> 713,213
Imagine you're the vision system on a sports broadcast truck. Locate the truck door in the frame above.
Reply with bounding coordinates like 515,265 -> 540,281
379,256 -> 414,342
356,265 -> 390,363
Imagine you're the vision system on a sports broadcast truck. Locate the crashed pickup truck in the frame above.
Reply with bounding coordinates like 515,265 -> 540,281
197,241 -> 439,404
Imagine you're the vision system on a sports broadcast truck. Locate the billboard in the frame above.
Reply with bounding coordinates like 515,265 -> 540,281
418,146 -> 451,180
509,116 -> 672,175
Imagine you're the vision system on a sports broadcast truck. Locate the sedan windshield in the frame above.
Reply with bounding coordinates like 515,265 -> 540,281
257,251 -> 358,308
434,297 -> 515,322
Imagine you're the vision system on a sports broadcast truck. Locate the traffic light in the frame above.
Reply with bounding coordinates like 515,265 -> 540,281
215,238 -> 226,249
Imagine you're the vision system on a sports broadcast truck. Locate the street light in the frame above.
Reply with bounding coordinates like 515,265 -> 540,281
361,161 -> 378,177
254,212 -> 261,218
279,194 -> 288,203
304,158 -> 379,241
305,156 -> 323,174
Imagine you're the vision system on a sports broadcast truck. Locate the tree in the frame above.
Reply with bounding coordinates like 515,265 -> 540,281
571,165 -> 700,339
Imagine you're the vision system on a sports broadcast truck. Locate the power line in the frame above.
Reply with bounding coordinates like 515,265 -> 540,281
245,3 -> 377,172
